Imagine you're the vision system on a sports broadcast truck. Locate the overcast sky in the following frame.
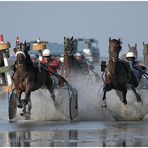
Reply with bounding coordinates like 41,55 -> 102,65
0,1 -> 148,57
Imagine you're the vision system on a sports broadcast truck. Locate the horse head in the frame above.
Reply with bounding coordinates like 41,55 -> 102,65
128,43 -> 138,59
143,42 -> 148,69
109,37 -> 122,62
13,40 -> 30,53
64,36 -> 75,55
143,42 -> 148,57
13,40 -> 31,64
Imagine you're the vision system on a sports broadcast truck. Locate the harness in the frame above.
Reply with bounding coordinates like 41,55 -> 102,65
104,59 -> 131,86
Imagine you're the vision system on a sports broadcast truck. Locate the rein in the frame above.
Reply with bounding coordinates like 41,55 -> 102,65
41,64 -> 75,94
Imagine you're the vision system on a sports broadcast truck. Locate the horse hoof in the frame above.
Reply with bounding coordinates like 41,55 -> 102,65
102,105 -> 107,108
53,100 -> 58,107
137,101 -> 143,106
25,115 -> 30,120
137,99 -> 142,103
122,100 -> 127,105
25,113 -> 30,120
20,112 -> 25,116
17,104 -> 23,108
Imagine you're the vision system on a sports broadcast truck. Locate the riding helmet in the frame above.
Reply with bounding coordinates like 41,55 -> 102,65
126,52 -> 135,59
42,49 -> 51,56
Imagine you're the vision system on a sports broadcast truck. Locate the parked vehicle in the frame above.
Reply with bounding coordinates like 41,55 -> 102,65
73,38 -> 100,63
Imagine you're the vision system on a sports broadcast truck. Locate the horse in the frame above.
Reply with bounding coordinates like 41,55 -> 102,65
12,41 -> 56,120
63,36 -> 95,80
63,36 -> 82,78
128,43 -> 138,60
102,37 -> 142,108
143,42 -> 148,69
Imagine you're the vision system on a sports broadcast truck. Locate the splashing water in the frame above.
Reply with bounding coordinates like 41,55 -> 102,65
17,88 -> 70,121
98,79 -> 148,121
16,68 -> 148,122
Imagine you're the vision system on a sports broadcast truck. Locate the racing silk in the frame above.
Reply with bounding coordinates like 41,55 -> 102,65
40,59 -> 60,76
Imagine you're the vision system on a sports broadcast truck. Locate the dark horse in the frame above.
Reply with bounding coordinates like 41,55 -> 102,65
62,36 -> 77,78
143,42 -> 148,69
62,36 -> 90,79
102,37 -> 142,108
12,41 -> 56,120
128,43 -> 138,59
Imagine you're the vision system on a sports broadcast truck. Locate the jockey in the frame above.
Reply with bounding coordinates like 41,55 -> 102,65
74,52 -> 84,63
126,52 -> 147,87
40,48 -> 60,87
74,52 -> 94,70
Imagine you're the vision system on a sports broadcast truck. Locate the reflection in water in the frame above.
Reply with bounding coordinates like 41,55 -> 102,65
0,121 -> 148,147
9,131 -> 30,147
7,130 -> 78,147
69,130 -> 78,147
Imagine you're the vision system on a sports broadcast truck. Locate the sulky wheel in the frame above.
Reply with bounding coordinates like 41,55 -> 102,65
69,88 -> 78,121
9,91 -> 17,120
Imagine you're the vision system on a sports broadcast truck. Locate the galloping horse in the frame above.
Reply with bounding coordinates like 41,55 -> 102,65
102,37 -> 136,108
63,36 -> 82,78
128,43 -> 138,60
63,36 -> 92,79
143,42 -> 148,69
12,41 -> 56,120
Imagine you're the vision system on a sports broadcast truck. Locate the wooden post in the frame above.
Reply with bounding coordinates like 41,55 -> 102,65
0,35 -> 12,93
32,38 -> 46,61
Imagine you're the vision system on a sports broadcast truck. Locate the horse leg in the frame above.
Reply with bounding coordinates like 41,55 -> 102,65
16,91 -> 23,108
22,98 -> 32,120
122,90 -> 127,105
102,90 -> 107,108
21,87 -> 32,120
102,84 -> 112,108
46,77 -> 57,107
21,99 -> 32,120
131,86 -> 142,103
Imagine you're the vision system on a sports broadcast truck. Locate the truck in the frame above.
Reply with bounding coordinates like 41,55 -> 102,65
73,38 -> 100,63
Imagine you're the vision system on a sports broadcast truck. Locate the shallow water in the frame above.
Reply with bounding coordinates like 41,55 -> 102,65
0,66 -> 148,146
1,120 -> 148,147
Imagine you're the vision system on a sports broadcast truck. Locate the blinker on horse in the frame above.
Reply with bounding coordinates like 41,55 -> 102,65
102,37 -> 142,108
12,41 -> 56,120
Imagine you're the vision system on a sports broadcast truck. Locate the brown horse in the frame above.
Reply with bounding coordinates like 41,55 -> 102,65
128,43 -> 138,59
62,36 -> 80,78
143,42 -> 148,69
62,36 -> 92,80
101,37 -> 141,108
12,41 -> 56,120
